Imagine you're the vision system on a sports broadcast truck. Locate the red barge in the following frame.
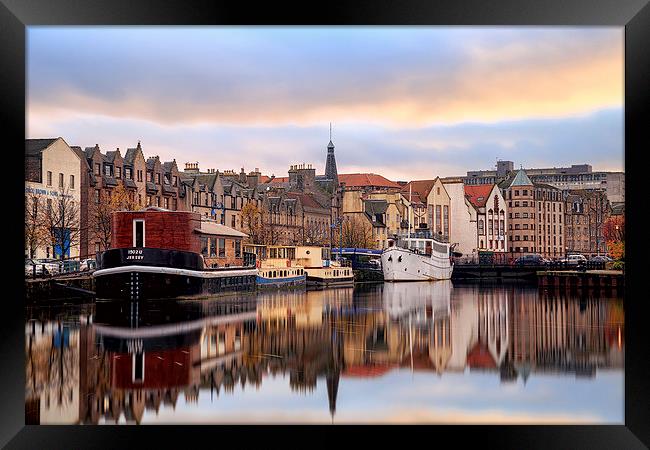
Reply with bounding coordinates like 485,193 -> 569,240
93,208 -> 257,300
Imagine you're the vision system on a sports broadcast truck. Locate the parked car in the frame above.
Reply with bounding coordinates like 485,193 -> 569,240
513,254 -> 548,266
563,254 -> 588,266
80,258 -> 97,271
25,259 -> 44,276
590,255 -> 612,263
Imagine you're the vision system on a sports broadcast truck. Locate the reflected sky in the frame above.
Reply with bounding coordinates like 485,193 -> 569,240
25,282 -> 624,424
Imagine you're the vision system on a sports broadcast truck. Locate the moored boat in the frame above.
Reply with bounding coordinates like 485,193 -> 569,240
244,244 -> 307,289
381,232 -> 454,281
93,208 -> 258,300
294,246 -> 354,287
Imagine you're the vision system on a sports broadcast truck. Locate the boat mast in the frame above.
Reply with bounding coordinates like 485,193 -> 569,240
407,184 -> 412,241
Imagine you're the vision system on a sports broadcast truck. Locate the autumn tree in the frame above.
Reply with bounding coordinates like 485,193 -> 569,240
40,184 -> 81,260
603,215 -> 625,260
89,183 -> 142,253
241,201 -> 265,244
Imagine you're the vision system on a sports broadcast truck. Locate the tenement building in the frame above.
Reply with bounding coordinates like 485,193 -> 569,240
25,138 -> 82,259
564,190 -> 610,256
499,169 -> 565,258
81,142 -> 185,257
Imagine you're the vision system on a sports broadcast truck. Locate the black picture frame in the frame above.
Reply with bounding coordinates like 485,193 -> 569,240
2,0 -> 648,447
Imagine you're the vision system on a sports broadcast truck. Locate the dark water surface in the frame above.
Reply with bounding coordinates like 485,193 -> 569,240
25,281 -> 624,424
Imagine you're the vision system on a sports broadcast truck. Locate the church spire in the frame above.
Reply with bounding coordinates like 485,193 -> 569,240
325,123 -> 338,185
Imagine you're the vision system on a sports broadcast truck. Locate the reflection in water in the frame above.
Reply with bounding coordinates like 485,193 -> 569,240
25,283 -> 624,424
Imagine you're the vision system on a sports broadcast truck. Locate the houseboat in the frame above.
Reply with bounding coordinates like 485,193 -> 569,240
244,244 -> 306,289
295,246 -> 354,287
93,208 -> 258,300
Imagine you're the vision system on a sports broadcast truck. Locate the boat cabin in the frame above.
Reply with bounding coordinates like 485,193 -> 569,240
108,207 -> 249,268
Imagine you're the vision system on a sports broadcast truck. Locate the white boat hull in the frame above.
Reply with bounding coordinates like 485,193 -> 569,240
381,247 -> 453,281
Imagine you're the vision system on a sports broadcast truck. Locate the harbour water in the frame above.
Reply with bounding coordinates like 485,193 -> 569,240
25,282 -> 624,424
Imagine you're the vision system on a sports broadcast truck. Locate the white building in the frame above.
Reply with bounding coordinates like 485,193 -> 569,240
464,184 -> 508,253
25,138 -> 82,259
442,180 -> 478,258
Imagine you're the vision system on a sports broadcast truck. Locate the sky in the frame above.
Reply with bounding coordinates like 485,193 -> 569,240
26,27 -> 624,181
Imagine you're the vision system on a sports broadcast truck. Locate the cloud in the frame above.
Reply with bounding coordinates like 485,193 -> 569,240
27,27 -> 622,127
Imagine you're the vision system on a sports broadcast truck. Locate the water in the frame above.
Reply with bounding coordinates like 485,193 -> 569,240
24,281 -> 624,424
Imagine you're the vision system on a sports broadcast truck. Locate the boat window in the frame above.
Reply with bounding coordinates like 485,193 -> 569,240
218,238 -> 226,257
133,220 -> 145,247
210,238 -> 217,257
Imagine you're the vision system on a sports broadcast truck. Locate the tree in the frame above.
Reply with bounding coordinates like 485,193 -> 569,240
241,201 -> 264,244
25,191 -> 47,258
40,184 -> 81,261
333,215 -> 375,249
303,217 -> 329,246
603,215 -> 624,260
89,183 -> 142,253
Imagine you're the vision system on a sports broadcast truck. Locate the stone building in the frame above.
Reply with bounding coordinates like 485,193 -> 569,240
564,190 -> 610,256
341,189 -> 388,249
25,137 -> 82,259
499,169 -> 565,259
441,180 -> 477,258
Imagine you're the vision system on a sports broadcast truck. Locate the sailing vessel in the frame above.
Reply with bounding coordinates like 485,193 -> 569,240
381,185 -> 454,281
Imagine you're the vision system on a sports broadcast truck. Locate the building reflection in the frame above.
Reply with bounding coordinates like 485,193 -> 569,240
25,284 -> 624,424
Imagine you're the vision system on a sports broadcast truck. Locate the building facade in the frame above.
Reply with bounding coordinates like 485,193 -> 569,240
564,190 -> 610,256
25,138 -> 82,259
499,169 -> 565,258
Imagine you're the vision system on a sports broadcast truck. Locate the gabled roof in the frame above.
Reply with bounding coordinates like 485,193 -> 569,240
401,180 -> 435,201
464,184 -> 494,208
267,176 -> 289,184
105,150 -> 121,162
25,138 -> 58,156
339,173 -> 401,189
162,160 -> 178,173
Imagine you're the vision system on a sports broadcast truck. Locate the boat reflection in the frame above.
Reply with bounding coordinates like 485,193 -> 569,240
24,284 -> 624,424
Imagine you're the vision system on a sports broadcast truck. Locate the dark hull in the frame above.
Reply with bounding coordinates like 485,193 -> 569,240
306,275 -> 354,287
94,269 -> 256,301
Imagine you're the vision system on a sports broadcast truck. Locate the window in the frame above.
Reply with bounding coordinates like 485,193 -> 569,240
156,197 -> 160,207
523,190 -> 528,196
133,220 -> 145,247
515,201 -> 519,207
210,238 -> 217,257
164,197 -> 169,209
443,205 -> 449,236
95,190 -> 100,204
235,240 -> 241,258
58,173 -> 64,187
138,194 -> 142,205
156,173 -> 161,184
514,213 -> 520,218
94,163 -> 101,175
147,196 -> 151,206
116,167 -> 122,178
515,190 -> 519,196
435,205 -> 442,233
172,198 -> 177,210
173,175 -> 177,187
200,237 -> 208,256
231,215 -> 236,227
437,187 -> 440,195
125,167 -> 132,179
104,165 -> 111,177
478,219 -> 484,235
137,170 -> 143,182
218,238 -> 226,257
70,175 -> 75,189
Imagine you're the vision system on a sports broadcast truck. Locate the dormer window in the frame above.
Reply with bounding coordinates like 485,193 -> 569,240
164,174 -> 170,184
173,176 -> 177,187
94,163 -> 101,175
156,173 -> 161,184
116,167 -> 122,178
125,167 -> 132,179
104,164 -> 112,177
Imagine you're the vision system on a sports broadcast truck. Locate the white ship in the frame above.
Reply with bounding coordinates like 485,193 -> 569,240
381,184 -> 454,281
381,234 -> 454,281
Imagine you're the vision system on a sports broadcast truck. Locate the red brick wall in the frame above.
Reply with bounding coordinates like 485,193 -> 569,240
111,210 -> 201,252
202,236 -> 244,267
